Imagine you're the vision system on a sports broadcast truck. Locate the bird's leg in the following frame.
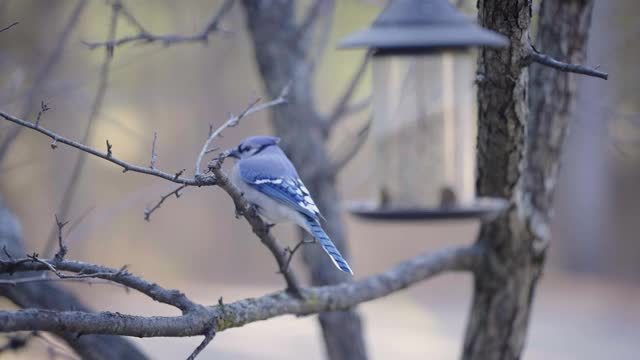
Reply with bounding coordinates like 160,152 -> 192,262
234,192 -> 245,218
281,236 -> 313,273
235,193 -> 261,219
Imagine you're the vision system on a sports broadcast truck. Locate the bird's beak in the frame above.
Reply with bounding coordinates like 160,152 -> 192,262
225,148 -> 240,159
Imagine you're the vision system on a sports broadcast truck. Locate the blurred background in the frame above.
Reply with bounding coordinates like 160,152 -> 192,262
0,0 -> 638,359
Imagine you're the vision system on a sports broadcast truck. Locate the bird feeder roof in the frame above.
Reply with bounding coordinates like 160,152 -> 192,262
339,0 -> 509,54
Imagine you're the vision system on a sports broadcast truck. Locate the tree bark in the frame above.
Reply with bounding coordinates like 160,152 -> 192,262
240,2 -> 367,359
463,0 -> 594,359
0,200 -> 148,360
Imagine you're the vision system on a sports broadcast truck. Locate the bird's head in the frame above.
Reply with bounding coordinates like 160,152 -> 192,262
225,136 -> 281,160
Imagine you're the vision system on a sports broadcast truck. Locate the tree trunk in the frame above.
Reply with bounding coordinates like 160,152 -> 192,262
0,200 -> 148,360
241,2 -> 367,360
463,0 -> 594,359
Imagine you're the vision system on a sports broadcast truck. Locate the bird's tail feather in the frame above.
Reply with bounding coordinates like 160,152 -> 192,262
304,216 -> 353,274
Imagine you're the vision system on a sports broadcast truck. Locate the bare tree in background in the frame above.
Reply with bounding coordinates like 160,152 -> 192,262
0,1 -> 608,359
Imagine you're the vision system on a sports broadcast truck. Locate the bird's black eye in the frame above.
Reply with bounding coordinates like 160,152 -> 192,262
238,144 -> 249,153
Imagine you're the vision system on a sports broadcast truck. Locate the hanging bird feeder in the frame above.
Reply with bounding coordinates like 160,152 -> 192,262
339,0 -> 509,220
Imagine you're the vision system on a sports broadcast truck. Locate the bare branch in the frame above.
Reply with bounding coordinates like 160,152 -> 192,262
0,110 -> 215,186
150,131 -> 158,169
144,185 -> 187,221
194,84 -> 289,176
83,0 -> 234,49
115,0 -> 148,34
0,256 -> 199,313
0,22 -> 18,33
0,275 -> 126,288
0,245 -> 482,337
187,327 -> 216,360
528,47 -> 608,80
326,53 -> 371,128
26,255 -> 128,282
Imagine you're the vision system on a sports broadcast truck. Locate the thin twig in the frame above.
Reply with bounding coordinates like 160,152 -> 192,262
0,22 -> 18,33
281,238 -> 313,274
0,110 -> 215,186
204,147 -> 220,155
116,0 -> 148,34
295,0 -> 328,42
0,2 -> 85,162
53,215 -> 69,261
2,246 -> 12,260
83,0 -> 234,49
27,255 -> 127,281
194,84 -> 289,175
325,53 -> 371,128
528,47 -> 608,80
306,0 -> 335,72
186,327 -> 216,360
42,1 -> 120,258
144,185 -> 187,221
34,101 -> 50,127
150,131 -> 158,169
195,97 -> 261,174
0,275 -> 126,288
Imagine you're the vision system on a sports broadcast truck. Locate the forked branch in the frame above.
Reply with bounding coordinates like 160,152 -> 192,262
0,255 -> 199,313
0,245 -> 482,337
83,0 -> 234,49
528,46 -> 608,80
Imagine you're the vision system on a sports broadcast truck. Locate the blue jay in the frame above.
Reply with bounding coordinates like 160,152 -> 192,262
226,136 -> 353,274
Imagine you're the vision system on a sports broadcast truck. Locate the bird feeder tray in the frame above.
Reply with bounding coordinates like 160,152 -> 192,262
348,198 -> 509,221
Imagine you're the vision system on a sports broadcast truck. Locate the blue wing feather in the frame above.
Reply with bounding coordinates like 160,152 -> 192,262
237,147 -> 321,221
